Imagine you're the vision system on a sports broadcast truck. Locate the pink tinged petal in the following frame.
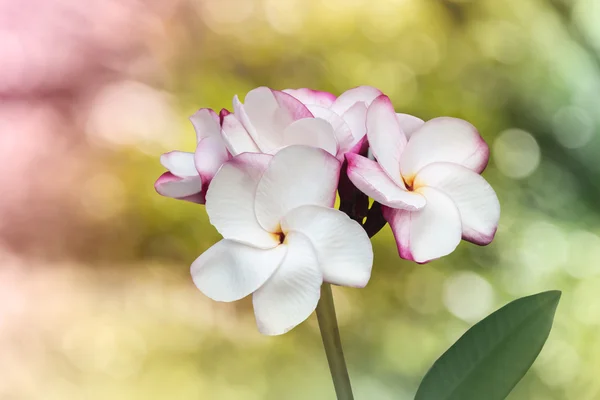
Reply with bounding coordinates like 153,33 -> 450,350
331,85 -> 382,115
413,162 -> 500,245
255,145 -> 341,232
189,108 -> 220,142
194,136 -> 230,185
382,187 -> 462,264
342,101 -> 368,142
220,113 -> 259,156
400,117 -> 490,185
160,151 -> 198,177
366,95 -> 408,187
219,108 -> 230,123
345,153 -> 426,210
239,87 -> 312,152
252,232 -> 322,335
283,88 -> 337,107
154,172 -> 204,202
281,117 -> 338,156
180,193 -> 207,204
307,105 -> 354,156
396,113 -> 424,140
272,90 -> 314,120
281,205 -> 373,288
206,153 -> 279,249
191,239 -> 287,302
347,134 -> 368,156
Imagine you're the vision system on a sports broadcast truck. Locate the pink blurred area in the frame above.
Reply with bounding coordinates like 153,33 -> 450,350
0,3 -> 196,396
0,0 -> 183,256
0,0 -> 180,94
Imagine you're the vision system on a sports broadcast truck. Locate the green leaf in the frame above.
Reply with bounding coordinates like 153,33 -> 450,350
414,290 -> 561,400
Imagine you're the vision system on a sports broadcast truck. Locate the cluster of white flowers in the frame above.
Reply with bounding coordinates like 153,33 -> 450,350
155,86 -> 500,335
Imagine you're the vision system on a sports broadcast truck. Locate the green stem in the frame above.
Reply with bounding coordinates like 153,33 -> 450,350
316,283 -> 355,400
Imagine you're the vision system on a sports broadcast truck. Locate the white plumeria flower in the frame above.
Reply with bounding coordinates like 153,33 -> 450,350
191,145 -> 373,335
346,95 -> 500,264
155,108 -> 230,203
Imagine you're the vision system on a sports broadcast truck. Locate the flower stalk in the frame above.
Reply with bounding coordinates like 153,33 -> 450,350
316,283 -> 354,400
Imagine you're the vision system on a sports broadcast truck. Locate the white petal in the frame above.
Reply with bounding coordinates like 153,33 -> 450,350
206,153 -> 279,248
283,88 -> 337,107
331,85 -> 382,115
383,187 -> 462,263
233,94 -> 259,144
366,95 -> 407,187
154,172 -> 204,202
307,105 -> 354,156
241,87 -> 313,152
237,88 -> 283,151
346,153 -> 426,210
191,239 -> 287,302
189,108 -> 220,142
160,151 -> 198,177
396,113 -> 424,140
281,117 -> 338,156
342,101 -> 368,142
414,162 -> 500,245
194,136 -> 230,184
252,232 -> 322,335
255,146 -> 341,232
281,205 -> 373,288
400,117 -> 490,184
220,112 -> 259,155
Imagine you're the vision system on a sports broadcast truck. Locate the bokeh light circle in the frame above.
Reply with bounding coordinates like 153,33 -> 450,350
443,271 -> 495,323
493,128 -> 541,179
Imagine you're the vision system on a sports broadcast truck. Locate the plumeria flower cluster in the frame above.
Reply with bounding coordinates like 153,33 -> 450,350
155,86 -> 500,335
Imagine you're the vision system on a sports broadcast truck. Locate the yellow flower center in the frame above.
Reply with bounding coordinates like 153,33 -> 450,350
403,174 -> 415,191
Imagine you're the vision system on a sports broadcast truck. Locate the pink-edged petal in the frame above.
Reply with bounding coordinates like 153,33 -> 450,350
414,162 -> 500,245
400,117 -> 490,185
255,145 -> 341,232
220,113 -> 259,155
342,101 -> 368,143
206,153 -> 279,249
189,108 -> 220,142
252,232 -> 322,335
281,205 -> 373,288
219,108 -> 230,121
283,88 -> 337,107
272,90 -> 314,120
346,134 -> 368,156
366,95 -> 408,187
154,172 -> 204,202
238,87 -> 312,152
307,105 -> 354,157
396,113 -> 424,140
281,117 -> 338,156
180,193 -> 206,203
383,187 -> 462,263
194,136 -> 230,186
331,85 -> 382,115
160,151 -> 198,177
191,239 -> 287,302
346,153 -> 425,210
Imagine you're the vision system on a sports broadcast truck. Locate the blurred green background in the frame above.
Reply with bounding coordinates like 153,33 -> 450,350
1,0 -> 600,399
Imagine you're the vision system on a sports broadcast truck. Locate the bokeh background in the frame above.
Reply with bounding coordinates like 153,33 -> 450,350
1,0 -> 600,398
